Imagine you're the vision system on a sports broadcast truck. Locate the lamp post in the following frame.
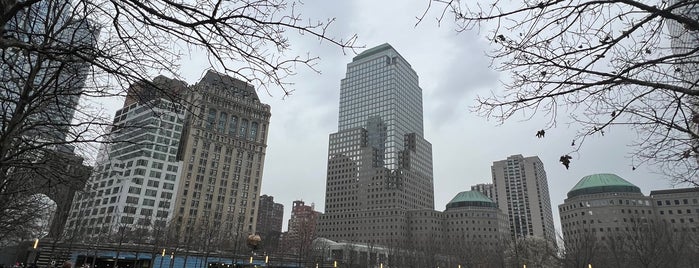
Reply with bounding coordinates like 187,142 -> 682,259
32,239 -> 39,267
158,249 -> 165,268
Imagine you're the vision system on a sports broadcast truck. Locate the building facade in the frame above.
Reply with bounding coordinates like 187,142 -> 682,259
559,174 -> 699,267
317,43 -> 434,248
281,201 -> 321,255
491,155 -> 555,241
316,191 -> 510,268
173,70 -> 271,245
66,76 -> 187,240
256,194 -> 284,251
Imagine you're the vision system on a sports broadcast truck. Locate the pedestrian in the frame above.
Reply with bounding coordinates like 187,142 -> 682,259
61,262 -> 71,268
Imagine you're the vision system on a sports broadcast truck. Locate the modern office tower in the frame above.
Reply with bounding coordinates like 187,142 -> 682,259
281,201 -> 321,255
471,183 -> 496,202
316,43 -> 434,248
491,154 -> 555,241
65,76 -> 187,239
256,194 -> 284,251
173,70 -> 271,243
2,0 -> 99,146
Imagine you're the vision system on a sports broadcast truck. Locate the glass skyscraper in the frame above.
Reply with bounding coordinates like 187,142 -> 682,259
317,44 -> 434,247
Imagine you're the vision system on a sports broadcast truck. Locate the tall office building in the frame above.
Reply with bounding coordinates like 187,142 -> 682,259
491,155 -> 555,241
317,44 -> 434,248
2,0 -> 99,145
66,76 -> 187,239
256,194 -> 284,250
173,70 -> 271,243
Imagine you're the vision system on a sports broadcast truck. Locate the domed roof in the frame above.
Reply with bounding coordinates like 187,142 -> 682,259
446,191 -> 497,209
567,173 -> 641,198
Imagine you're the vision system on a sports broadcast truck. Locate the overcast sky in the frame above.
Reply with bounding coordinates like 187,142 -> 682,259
104,0 -> 682,232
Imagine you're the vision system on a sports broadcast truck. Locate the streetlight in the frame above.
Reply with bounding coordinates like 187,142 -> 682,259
32,238 -> 39,267
159,249 -> 165,268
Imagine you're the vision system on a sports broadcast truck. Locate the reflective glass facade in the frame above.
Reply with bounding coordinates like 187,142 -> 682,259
319,44 -> 434,246
338,44 -> 424,170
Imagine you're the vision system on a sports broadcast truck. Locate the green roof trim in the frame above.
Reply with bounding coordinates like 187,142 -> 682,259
446,191 -> 497,209
567,173 -> 641,198
352,43 -> 394,62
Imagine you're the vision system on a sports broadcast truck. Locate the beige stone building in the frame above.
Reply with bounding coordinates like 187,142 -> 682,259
492,155 -> 556,241
173,70 -> 271,244
559,174 -> 699,267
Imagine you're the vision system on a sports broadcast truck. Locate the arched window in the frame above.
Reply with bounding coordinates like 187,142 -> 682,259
206,108 -> 216,130
249,122 -> 258,141
218,112 -> 228,133
240,119 -> 248,139
229,116 -> 238,136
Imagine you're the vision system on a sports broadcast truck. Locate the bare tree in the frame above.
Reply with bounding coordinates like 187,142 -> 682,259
426,0 -> 699,182
560,229 -> 600,268
505,236 -> 559,268
1,0 -> 359,242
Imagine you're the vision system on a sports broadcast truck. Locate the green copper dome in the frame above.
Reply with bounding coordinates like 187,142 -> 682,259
446,191 -> 497,209
567,173 -> 641,198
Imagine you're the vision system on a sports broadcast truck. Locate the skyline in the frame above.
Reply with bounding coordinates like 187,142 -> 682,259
93,0 -> 677,233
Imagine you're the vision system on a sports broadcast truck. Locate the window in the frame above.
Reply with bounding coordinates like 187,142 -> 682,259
142,199 -> 155,206
167,165 -> 178,172
249,122 -> 258,141
149,171 -> 162,179
240,119 -> 248,139
123,206 -> 137,214
218,112 -> 228,133
147,180 -> 160,187
207,108 -> 217,129
145,189 -> 157,197
121,216 -> 134,224
126,196 -> 139,204
141,208 -> 153,216
229,116 -> 238,136
156,210 -> 169,218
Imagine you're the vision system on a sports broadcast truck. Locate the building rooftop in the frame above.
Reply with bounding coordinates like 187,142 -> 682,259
198,70 -> 259,100
650,187 -> 699,195
567,173 -> 642,199
446,191 -> 497,209
352,43 -> 394,62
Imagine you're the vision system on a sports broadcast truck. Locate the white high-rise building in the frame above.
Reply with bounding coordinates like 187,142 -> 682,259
491,154 -> 555,241
65,76 -> 187,239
